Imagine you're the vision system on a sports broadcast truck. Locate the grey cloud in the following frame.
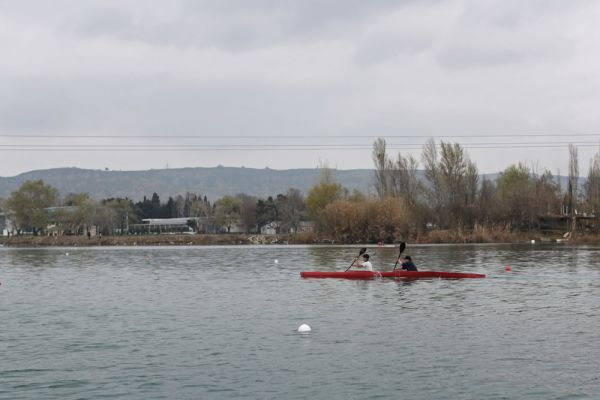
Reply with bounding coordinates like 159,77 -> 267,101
433,1 -> 586,70
0,79 -> 75,132
0,77 -> 334,137
436,46 -> 526,69
59,2 -> 277,50
459,0 -> 595,28
56,0 -> 439,51
66,7 -> 134,38
354,33 -> 434,66
2,0 -> 600,176
183,0 -> 444,49
185,0 -> 402,25
435,28 -> 578,70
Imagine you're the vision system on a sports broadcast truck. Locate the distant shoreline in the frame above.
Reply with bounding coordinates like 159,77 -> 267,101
0,233 -> 302,247
0,231 -> 588,247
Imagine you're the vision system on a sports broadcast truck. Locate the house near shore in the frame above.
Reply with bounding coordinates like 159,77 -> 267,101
260,220 -> 313,235
537,213 -> 597,233
0,211 -> 15,236
261,221 -> 279,235
130,217 -> 215,234
295,221 -> 314,234
1,207 -> 88,236
0,207 -> 314,236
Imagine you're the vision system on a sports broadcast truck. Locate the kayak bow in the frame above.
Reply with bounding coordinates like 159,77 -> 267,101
300,270 -> 485,279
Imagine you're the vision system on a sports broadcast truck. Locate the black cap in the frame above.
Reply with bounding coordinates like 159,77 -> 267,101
404,256 -> 412,261
362,254 -> 369,259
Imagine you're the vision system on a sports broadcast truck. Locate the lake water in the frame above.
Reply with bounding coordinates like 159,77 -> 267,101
1,244 -> 599,399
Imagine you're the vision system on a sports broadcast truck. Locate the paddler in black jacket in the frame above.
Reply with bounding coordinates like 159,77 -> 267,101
399,256 -> 418,271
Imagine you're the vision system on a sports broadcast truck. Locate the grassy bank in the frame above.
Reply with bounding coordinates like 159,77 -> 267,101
0,233 -> 314,247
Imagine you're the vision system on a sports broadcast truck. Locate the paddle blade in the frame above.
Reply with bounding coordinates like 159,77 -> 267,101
399,242 -> 406,255
393,242 -> 406,270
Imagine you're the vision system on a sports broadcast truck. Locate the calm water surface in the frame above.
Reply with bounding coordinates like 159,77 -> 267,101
1,244 -> 599,399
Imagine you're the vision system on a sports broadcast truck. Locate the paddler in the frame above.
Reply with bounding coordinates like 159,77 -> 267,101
399,255 -> 418,271
355,253 -> 373,271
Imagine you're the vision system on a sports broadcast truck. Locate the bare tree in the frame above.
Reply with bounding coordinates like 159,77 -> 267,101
277,188 -> 305,234
174,195 -> 186,218
585,152 -> 600,213
236,193 -> 258,233
439,143 -> 466,203
477,178 -> 497,225
372,138 -> 422,205
372,138 -> 392,198
393,153 -> 421,207
421,138 -> 444,226
463,161 -> 480,227
421,140 -> 479,228
568,144 -> 579,217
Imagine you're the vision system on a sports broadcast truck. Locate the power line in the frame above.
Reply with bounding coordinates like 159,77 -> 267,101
0,143 -> 599,151
1,133 -> 600,139
0,141 -> 598,148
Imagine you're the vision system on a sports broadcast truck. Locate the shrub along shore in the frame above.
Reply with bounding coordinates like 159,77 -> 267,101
0,230 -> 587,247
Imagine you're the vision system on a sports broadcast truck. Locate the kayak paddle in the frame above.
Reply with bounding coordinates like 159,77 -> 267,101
392,242 -> 407,270
345,247 -> 367,271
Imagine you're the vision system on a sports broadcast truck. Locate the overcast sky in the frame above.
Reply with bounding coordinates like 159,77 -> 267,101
2,0 -> 600,177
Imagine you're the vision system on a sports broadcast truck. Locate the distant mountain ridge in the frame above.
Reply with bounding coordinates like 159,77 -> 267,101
0,167 -> 375,201
0,167 -> 580,202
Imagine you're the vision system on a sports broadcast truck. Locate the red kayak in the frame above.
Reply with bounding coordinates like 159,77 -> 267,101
300,270 -> 485,280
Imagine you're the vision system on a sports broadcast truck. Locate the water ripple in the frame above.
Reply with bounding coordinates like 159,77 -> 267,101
1,244 -> 600,399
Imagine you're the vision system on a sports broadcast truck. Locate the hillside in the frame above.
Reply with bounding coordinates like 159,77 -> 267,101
0,167 -> 579,202
0,167 -> 375,201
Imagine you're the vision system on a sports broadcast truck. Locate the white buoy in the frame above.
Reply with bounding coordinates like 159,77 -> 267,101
65,252 -> 69,256
297,323 -> 311,333
274,259 -> 279,264
530,240 -> 535,244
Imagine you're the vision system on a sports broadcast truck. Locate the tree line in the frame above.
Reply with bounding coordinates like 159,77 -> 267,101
300,139 -> 600,242
368,139 -> 595,235
0,181 -> 308,236
2,138 -> 599,241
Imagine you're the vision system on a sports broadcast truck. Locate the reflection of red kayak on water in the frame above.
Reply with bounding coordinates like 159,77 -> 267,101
300,270 -> 486,280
